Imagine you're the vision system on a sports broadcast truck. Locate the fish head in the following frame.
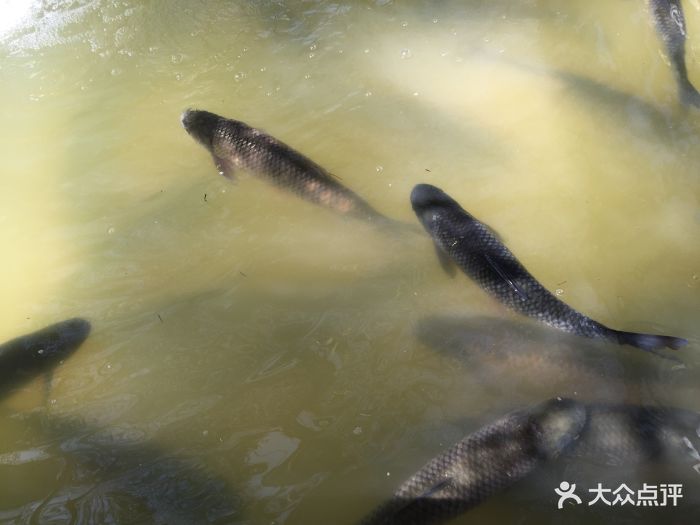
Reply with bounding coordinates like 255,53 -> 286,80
0,318 -> 91,396
530,398 -> 587,459
180,109 -> 223,150
181,109 -> 252,173
410,183 -> 464,233
411,183 -> 452,213
36,318 -> 92,359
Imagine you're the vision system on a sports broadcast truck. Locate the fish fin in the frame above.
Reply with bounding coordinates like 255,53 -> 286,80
482,253 -> 528,300
212,154 -> 236,180
433,243 -> 457,277
613,330 -> 688,354
679,82 -> 700,108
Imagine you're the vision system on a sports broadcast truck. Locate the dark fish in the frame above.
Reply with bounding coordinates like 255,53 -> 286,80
181,109 -> 406,228
0,414 -> 240,524
0,318 -> 91,399
413,315 -> 681,402
649,0 -> 700,107
361,398 -> 586,525
571,403 -> 700,470
410,184 -> 687,353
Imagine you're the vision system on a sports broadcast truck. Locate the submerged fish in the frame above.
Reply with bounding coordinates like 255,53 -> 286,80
181,109 -> 406,228
363,400 -> 700,524
0,318 -> 91,399
413,315 -> 678,401
0,413 -> 239,524
649,0 -> 700,107
361,398 -> 586,525
571,403 -> 700,471
410,184 -> 687,353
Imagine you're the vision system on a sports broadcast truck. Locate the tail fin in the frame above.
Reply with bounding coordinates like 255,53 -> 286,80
374,215 -> 423,236
613,329 -> 688,352
679,81 -> 700,108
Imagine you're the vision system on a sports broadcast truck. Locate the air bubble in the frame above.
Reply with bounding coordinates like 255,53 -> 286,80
555,288 -> 564,296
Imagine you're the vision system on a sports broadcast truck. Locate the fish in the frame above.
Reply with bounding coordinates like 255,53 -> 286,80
0,413 -> 240,524
181,109 -> 409,229
360,398 -> 587,525
413,315 -> 685,402
0,318 -> 91,399
570,403 -> 700,470
410,183 -> 687,353
649,0 -> 700,107
362,400 -> 700,524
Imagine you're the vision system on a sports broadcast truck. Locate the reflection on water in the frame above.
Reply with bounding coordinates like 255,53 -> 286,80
0,0 -> 698,523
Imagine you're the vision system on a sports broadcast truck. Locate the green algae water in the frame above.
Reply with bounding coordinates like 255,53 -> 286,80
0,1 -> 698,523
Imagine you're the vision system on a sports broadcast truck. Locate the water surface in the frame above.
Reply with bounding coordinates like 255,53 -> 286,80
0,1 -> 698,523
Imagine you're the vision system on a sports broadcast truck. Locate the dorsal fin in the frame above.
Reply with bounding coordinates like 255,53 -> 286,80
434,242 -> 457,278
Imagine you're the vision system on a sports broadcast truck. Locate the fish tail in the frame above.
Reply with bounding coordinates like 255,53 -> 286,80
611,329 -> 688,352
374,215 -> 423,235
679,81 -> 700,108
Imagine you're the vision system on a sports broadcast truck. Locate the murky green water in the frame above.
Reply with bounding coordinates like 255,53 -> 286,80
0,0 -> 698,523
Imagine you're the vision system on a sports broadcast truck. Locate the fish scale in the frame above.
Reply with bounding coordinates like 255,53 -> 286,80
649,0 -> 700,107
361,398 -> 587,525
362,400 -> 700,524
410,184 -> 687,353
182,109 -> 403,226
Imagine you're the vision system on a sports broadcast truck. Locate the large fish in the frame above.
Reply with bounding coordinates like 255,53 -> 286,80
0,318 -> 91,399
649,0 -> 700,107
361,398 -> 586,525
181,109 -> 407,228
410,184 -> 687,353
0,413 -> 239,524
413,315 -> 685,402
571,403 -> 700,470
362,400 -> 700,525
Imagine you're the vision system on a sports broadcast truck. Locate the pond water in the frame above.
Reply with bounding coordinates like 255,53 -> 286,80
0,1 -> 698,523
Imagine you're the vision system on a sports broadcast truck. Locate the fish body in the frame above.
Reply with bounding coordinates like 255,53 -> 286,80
413,315 -> 674,401
0,318 -> 91,399
181,109 -> 402,227
361,398 -> 586,525
363,400 -> 700,524
649,0 -> 700,107
410,184 -> 687,353
572,403 -> 700,469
